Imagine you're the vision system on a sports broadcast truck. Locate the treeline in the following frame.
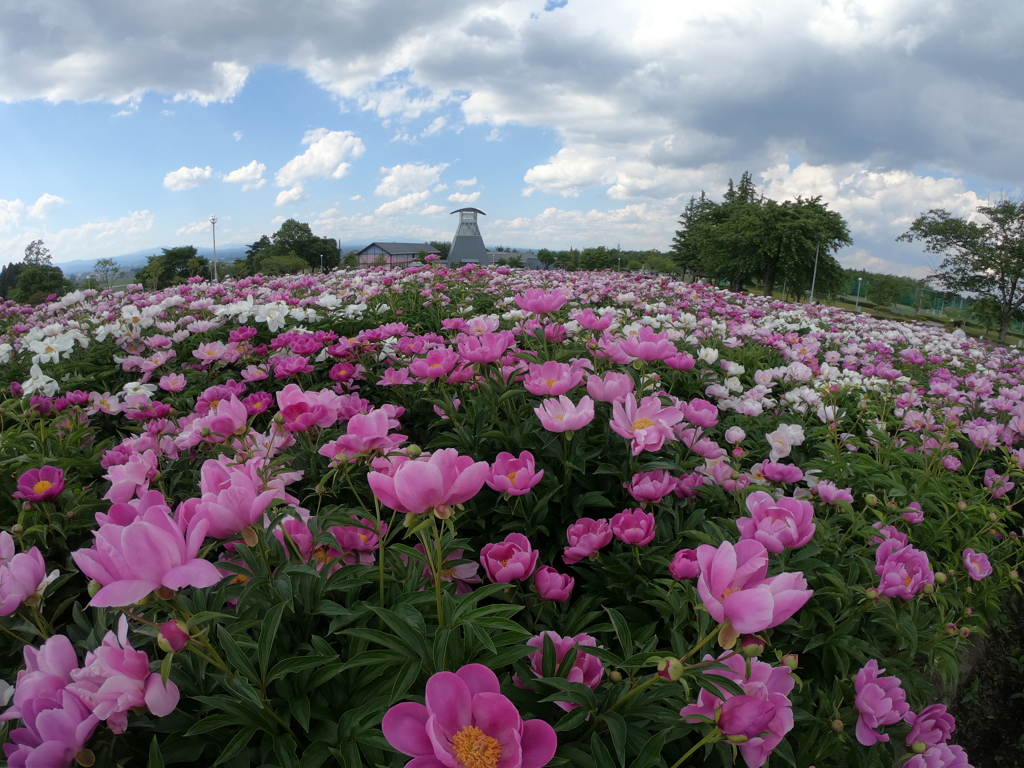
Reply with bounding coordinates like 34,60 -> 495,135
534,246 -> 681,274
0,241 -> 71,304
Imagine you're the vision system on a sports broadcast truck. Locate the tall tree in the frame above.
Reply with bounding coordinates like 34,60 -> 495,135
270,219 -> 339,272
23,240 -> 52,265
93,258 -> 123,289
0,262 -> 25,299
671,173 -> 851,295
11,264 -> 66,303
898,199 -> 1024,342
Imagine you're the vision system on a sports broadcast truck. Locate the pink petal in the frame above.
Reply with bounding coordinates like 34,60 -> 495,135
470,692 -> 520,745
144,673 -> 180,716
520,719 -> 558,768
162,559 -> 223,590
456,664 -> 500,697
90,579 -> 159,608
722,587 -> 775,634
394,462 -> 446,514
382,702 -> 433,756
425,672 -> 472,740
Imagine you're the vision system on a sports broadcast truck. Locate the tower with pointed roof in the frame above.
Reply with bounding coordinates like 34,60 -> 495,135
448,208 -> 488,264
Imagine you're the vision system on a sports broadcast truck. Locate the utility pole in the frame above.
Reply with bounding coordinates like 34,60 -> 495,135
855,277 -> 862,312
210,216 -> 218,281
808,242 -> 820,304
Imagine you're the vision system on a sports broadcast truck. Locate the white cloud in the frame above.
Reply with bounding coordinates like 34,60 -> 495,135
523,148 -> 617,197
233,131 -> 243,141
223,160 -> 267,191
375,190 -> 431,215
456,177 -> 477,187
448,191 -> 480,204
485,128 -> 502,142
26,193 -> 65,219
422,116 -> 446,136
349,194 -> 363,200
0,199 -> 25,232
1,209 -> 154,266
275,129 -> 366,187
376,162 -> 449,197
421,204 -> 447,215
163,165 -> 213,191
170,61 -> 249,105
176,219 -> 212,236
275,184 -> 306,206
433,184 -> 447,192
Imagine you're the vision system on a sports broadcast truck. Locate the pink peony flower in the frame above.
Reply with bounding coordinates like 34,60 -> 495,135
12,466 -> 65,501
758,461 -> 803,484
71,507 -> 222,607
609,394 -> 682,455
854,659 -> 909,746
725,426 -> 746,444
408,347 -> 458,379
962,548 -> 993,581
680,652 -> 794,768
983,469 -> 1015,499
481,533 -> 538,583
534,395 -> 595,433
102,450 -> 158,504
586,371 -> 635,403
696,539 -> 813,634
905,704 -> 957,749
736,491 -> 816,554
624,470 -> 676,504
610,508 -> 656,546
563,518 -> 613,564
521,360 -> 584,396
514,287 -> 567,314
669,549 -> 700,580
534,566 -> 574,602
903,502 -> 925,524
381,663 -> 557,768
318,408 -> 407,464
486,451 -> 545,496
816,480 -> 854,505
457,331 -> 514,364
875,539 -> 934,599
683,398 -> 719,428
904,744 -> 972,768
67,616 -> 180,734
522,631 -> 603,711
766,424 -> 804,462
181,459 -> 281,539
0,533 -> 52,617
2,689 -> 98,768
941,455 -> 962,471
367,448 -> 489,516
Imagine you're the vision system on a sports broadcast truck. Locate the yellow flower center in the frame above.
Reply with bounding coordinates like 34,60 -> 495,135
451,725 -> 502,768
903,575 -> 913,588
313,545 -> 333,565
555,414 -> 564,420
506,471 -> 518,484
209,399 -> 221,411
546,378 -> 558,389
632,417 -> 655,430
440,566 -> 457,579
722,586 -> 741,599
429,363 -> 442,368
32,480 -> 53,495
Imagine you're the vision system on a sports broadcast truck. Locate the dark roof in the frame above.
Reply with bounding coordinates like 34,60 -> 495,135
357,242 -> 435,255
450,208 -> 486,215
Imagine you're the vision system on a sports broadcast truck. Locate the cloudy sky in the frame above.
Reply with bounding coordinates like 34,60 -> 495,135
1,0 -> 1022,276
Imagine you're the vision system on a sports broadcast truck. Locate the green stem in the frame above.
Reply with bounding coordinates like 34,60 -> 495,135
0,622 -> 31,645
679,624 -> 721,665
605,673 -> 659,716
375,496 -> 386,607
433,517 -> 446,627
669,728 -> 721,768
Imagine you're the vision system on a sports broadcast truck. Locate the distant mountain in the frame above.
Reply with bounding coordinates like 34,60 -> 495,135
55,242 -> 371,276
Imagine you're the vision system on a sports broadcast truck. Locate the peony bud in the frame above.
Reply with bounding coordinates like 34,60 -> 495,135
922,583 -> 934,595
608,670 -> 623,683
945,623 -> 958,636
960,627 -> 971,638
965,607 -> 972,616
740,636 -> 765,657
865,587 -> 880,600
11,523 -> 23,536
957,501 -> 967,510
831,719 -> 844,732
1011,571 -> 1019,581
241,525 -> 260,547
781,654 -> 799,671
75,749 -> 96,767
87,579 -> 103,598
989,512 -> 998,521
657,657 -> 684,682
911,741 -> 928,754
158,620 -> 190,653
405,444 -> 423,459
934,572 -> 947,585
865,494 -> 879,506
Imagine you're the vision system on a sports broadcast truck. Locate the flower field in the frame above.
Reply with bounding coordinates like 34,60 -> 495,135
0,263 -> 1020,767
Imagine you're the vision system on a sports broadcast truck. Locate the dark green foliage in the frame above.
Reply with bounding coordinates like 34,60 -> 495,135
0,261 -> 25,299
671,172 -> 853,294
898,199 -> 1024,342
10,263 -> 67,303
136,246 -> 210,289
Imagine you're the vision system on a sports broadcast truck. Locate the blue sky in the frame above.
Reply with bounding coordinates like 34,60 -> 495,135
1,0 -> 1022,276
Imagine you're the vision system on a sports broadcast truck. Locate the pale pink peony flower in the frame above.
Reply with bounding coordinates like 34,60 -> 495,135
854,659 -> 909,746
534,395 -> 595,433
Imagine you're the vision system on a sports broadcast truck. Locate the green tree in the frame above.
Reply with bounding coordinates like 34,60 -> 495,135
535,249 -> 559,269
428,241 -> 451,259
93,258 -> 123,289
259,252 -> 309,276
11,264 -> 67,303
23,240 -> 52,265
671,173 -> 852,294
271,219 -> 339,272
898,199 -> 1024,342
0,262 -> 25,299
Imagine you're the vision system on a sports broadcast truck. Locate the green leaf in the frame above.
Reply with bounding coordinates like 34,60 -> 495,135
213,726 -> 256,765
633,731 -> 667,768
216,625 -> 259,681
604,712 -> 628,767
148,736 -> 165,768
259,602 -> 287,680
267,655 -> 335,684
603,606 -> 635,657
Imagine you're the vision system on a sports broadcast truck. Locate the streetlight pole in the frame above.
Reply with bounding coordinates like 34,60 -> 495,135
210,216 -> 218,281
855,277 -> 862,312
320,253 -> 324,273
808,242 -> 820,304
